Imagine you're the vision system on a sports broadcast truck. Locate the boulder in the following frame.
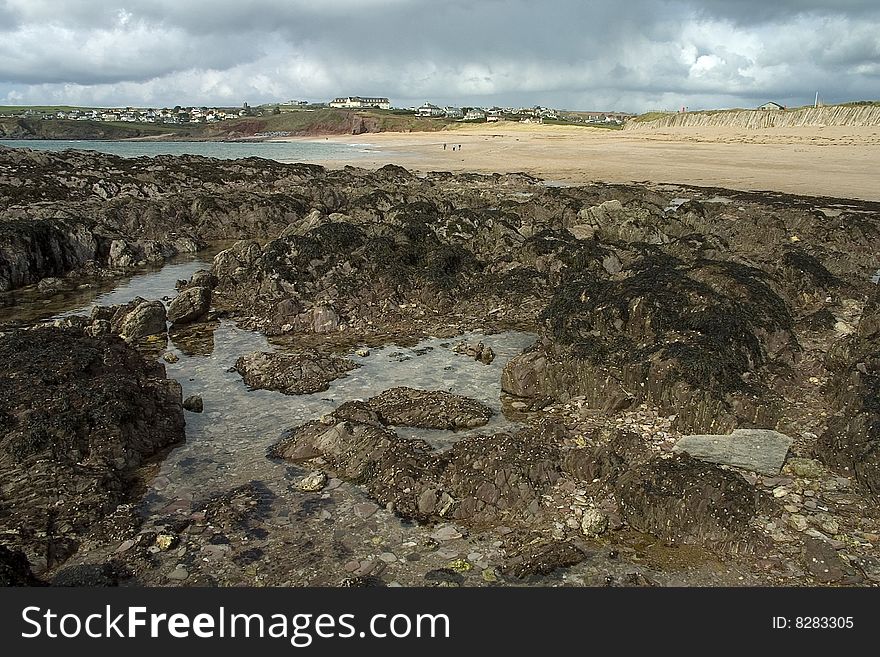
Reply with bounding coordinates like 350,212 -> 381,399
234,351 -> 359,395
614,453 -> 766,553
167,286 -> 211,324
368,387 -> 493,429
183,395 -> 204,412
673,428 -> 793,476
119,300 -> 167,341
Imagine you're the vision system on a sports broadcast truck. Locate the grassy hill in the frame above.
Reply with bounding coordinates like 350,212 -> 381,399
204,108 -> 455,138
0,117 -> 199,140
0,108 -> 455,141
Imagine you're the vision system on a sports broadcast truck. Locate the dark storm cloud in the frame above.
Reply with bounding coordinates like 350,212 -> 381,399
0,0 -> 877,111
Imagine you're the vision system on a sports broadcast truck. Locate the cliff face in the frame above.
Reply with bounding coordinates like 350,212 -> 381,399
626,105 -> 880,130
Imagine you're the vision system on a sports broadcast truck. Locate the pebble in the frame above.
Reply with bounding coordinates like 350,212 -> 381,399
166,567 -> 189,581
581,508 -> 609,537
785,458 -> 825,479
431,525 -> 463,541
820,519 -> 840,535
155,534 -> 177,551
295,471 -> 327,492
789,514 -> 809,531
202,544 -> 230,558
355,348 -> 370,357
353,502 -> 379,519
379,552 -> 397,563
163,352 -> 179,364
447,559 -> 472,573
805,529 -> 830,541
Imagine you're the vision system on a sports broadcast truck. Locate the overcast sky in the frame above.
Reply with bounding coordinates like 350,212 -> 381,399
0,0 -> 878,112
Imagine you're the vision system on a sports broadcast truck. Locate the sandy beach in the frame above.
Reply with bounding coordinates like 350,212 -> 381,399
277,123 -> 880,202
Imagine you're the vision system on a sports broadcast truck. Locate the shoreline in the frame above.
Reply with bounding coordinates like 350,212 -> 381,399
270,123 -> 880,202
4,121 -> 878,201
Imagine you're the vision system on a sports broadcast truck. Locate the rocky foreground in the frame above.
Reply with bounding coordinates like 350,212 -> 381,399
0,145 -> 878,586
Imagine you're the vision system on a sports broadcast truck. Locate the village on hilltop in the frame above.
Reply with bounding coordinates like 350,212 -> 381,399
3,95 -> 634,127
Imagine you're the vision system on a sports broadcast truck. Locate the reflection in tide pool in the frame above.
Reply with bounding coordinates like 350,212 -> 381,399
60,260 -> 208,315
1,255 -> 212,328
24,254 -> 536,517
146,322 -> 536,515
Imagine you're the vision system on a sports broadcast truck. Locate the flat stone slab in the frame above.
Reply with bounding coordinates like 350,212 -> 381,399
673,428 -> 793,476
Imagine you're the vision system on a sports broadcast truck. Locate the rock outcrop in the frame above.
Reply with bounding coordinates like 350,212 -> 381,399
234,350 -> 359,395
366,387 -> 493,429
816,289 -> 880,492
0,327 -> 186,572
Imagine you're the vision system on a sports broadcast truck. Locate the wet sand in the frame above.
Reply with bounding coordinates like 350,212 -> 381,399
276,123 -> 880,201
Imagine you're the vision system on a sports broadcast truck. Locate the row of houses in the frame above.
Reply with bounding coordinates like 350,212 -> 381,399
412,102 -> 564,122
14,106 -> 244,124
326,96 -> 571,122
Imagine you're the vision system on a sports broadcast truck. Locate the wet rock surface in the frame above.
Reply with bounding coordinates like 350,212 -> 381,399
1,150 -> 879,587
674,428 -> 794,476
367,387 -> 494,429
0,327 -> 185,572
167,286 -> 211,324
615,453 -> 767,553
234,350 -> 359,395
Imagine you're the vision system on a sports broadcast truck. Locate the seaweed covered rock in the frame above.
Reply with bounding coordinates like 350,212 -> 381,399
614,453 -> 767,553
270,403 -> 559,527
367,387 -> 493,429
816,289 -> 880,492
503,254 -> 798,432
211,216 -> 479,334
0,545 -> 42,586
234,350 -> 359,395
0,327 -> 185,569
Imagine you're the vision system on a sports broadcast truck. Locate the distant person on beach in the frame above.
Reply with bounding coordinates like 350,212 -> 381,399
443,143 -> 446,150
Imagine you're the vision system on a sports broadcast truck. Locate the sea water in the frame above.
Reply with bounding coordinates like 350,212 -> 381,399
0,138 -> 378,162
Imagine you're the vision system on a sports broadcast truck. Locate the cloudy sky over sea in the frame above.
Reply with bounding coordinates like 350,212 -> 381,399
1,0 -> 878,112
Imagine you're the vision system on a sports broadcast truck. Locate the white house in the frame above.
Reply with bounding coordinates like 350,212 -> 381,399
416,102 -> 445,117
329,96 -> 391,110
758,101 -> 784,111
464,109 -> 486,121
444,107 -> 463,119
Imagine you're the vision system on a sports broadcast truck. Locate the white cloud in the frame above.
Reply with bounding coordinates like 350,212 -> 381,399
0,0 -> 877,112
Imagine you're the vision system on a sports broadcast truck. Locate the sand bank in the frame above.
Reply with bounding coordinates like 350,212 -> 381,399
274,123 -> 880,201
